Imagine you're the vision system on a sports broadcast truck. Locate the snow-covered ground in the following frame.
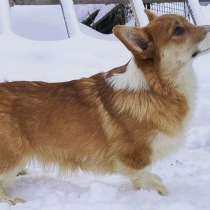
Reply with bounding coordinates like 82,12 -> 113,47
0,3 -> 210,210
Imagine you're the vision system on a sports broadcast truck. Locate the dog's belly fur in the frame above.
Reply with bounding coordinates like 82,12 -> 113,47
151,131 -> 185,162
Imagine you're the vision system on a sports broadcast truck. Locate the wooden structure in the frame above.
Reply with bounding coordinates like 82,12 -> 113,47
9,0 -> 127,5
7,0 -> 197,36
92,4 -> 126,34
9,0 -> 196,24
9,0 -> 194,5
199,0 -> 210,6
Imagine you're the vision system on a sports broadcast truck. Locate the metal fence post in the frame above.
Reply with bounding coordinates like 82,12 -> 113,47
58,0 -> 81,37
0,0 -> 13,34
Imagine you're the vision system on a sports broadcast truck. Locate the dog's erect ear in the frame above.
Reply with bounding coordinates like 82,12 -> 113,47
113,25 -> 154,60
145,10 -> 157,22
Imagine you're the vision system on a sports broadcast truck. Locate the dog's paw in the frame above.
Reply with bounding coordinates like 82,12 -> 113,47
148,176 -> 168,195
133,173 -> 168,195
0,196 -> 25,205
13,197 -> 26,204
17,169 -> 27,176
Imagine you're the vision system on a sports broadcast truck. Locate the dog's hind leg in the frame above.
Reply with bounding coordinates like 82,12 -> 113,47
0,167 -> 27,205
0,182 -> 25,205
17,169 -> 27,176
0,115 -> 28,205
0,165 -> 26,205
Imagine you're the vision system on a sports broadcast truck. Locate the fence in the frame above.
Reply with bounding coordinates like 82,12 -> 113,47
9,0 -> 197,24
144,0 -> 196,24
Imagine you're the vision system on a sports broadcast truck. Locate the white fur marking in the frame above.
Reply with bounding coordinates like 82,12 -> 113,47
151,63 -> 196,162
151,132 -> 184,162
132,170 -> 168,195
107,58 -> 149,91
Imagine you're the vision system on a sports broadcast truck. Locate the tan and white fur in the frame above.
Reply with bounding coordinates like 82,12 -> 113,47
0,11 -> 209,204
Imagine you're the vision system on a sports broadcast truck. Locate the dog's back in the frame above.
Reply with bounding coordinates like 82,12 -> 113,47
0,79 -> 117,174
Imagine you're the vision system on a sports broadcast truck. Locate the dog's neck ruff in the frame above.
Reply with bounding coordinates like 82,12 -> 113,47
107,58 -> 149,91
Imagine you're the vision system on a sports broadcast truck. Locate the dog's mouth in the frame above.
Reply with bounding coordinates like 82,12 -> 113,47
192,50 -> 200,58
192,48 -> 210,58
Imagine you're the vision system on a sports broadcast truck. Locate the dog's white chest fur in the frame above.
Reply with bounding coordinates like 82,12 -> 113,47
107,59 -> 149,91
151,132 -> 185,162
108,59 -> 196,162
151,63 -> 196,162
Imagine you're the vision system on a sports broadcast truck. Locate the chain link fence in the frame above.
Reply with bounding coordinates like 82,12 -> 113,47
143,0 -> 196,24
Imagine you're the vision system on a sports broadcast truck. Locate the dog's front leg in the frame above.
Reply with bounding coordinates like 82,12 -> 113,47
130,168 -> 168,195
115,154 -> 168,195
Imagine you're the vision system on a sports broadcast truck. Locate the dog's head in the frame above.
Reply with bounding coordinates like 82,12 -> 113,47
113,11 -> 207,80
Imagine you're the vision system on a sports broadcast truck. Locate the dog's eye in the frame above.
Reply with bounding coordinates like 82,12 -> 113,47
174,26 -> 185,36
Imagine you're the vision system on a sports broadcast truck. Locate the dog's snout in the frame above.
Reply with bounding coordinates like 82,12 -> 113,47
200,26 -> 208,39
193,26 -> 208,43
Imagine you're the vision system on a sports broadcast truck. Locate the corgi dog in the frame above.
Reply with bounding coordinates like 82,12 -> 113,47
0,11 -> 209,204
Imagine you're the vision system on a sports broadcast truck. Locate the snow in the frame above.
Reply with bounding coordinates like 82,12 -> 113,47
74,4 -> 114,23
190,0 -> 210,25
0,3 -> 210,210
10,5 -> 115,41
0,0 -> 12,34
10,5 -> 68,41
92,4 -> 115,24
